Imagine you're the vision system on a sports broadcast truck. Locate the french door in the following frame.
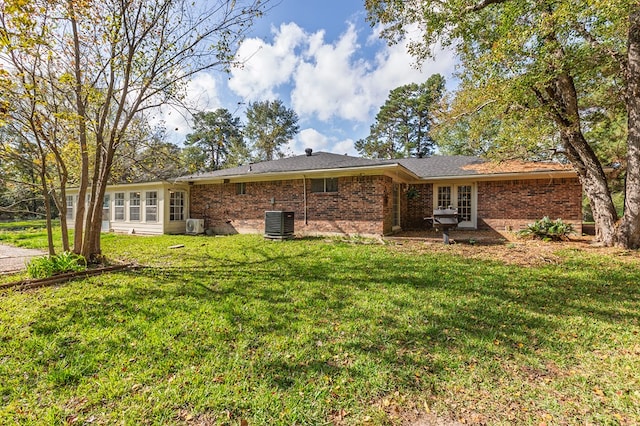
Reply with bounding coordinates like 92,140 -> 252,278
435,183 -> 476,228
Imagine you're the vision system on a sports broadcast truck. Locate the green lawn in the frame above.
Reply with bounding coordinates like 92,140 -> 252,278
0,219 -> 48,232
1,230 -> 639,425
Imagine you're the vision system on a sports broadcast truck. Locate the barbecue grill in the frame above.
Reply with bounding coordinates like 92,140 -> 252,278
428,206 -> 460,244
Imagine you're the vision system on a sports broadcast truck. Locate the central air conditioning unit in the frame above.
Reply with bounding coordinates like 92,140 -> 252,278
264,211 -> 294,239
185,218 -> 205,235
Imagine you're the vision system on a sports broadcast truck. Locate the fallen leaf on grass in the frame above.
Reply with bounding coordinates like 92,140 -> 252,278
332,408 -> 348,421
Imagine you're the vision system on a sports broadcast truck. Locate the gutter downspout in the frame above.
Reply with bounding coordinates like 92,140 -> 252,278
303,176 -> 308,225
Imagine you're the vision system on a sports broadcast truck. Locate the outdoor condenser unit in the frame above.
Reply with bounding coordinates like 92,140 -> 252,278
264,211 -> 294,239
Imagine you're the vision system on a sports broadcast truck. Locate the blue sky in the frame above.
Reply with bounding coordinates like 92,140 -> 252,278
162,0 -> 457,156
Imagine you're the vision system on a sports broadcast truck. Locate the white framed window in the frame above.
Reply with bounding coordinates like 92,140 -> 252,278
129,192 -> 141,221
114,192 -> 125,221
311,178 -> 338,193
437,186 -> 452,209
457,185 -> 472,222
102,194 -> 110,221
169,191 -> 185,221
236,182 -> 246,195
66,195 -> 74,220
145,191 -> 157,222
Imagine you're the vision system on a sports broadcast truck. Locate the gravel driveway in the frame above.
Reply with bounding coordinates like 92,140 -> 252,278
0,245 -> 46,274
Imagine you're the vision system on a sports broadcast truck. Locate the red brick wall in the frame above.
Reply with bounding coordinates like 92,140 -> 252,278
190,175 -> 392,236
477,178 -> 583,233
403,184 -> 434,230
380,177 -> 394,235
401,178 -> 582,233
190,175 -> 583,236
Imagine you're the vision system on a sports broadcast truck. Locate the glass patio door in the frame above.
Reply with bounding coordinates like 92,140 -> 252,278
435,184 -> 476,228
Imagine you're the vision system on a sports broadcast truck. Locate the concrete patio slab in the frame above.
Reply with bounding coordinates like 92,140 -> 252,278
0,245 -> 46,274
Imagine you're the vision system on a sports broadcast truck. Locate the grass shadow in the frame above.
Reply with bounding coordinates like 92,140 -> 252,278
4,234 -> 639,424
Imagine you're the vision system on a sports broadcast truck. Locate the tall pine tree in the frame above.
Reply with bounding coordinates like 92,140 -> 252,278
185,109 -> 245,172
244,100 -> 299,161
356,74 -> 445,159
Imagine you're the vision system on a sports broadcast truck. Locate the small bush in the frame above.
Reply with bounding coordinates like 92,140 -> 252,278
26,252 -> 87,279
25,256 -> 56,279
516,217 -> 574,241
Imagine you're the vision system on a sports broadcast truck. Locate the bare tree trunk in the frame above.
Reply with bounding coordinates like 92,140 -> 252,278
68,3 -> 90,256
44,194 -> 55,256
30,170 -> 38,216
81,171 -> 98,261
538,71 -> 619,245
85,133 -> 119,261
562,131 -> 618,245
51,188 -> 70,252
50,156 -> 70,252
617,7 -> 640,249
38,158 -> 55,256
87,174 -> 108,260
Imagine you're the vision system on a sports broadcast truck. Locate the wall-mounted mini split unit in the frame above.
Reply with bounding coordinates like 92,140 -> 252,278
185,218 -> 205,235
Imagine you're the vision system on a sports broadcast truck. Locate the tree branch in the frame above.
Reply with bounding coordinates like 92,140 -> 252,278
465,0 -> 508,13
450,99 -> 497,120
573,21 -> 628,83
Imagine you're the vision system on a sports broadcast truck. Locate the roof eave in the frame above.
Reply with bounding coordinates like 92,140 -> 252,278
180,163 -> 419,183
420,169 -> 578,182
66,180 -> 189,192
178,165 -> 576,184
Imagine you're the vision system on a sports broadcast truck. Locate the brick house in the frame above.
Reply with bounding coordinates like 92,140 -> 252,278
178,150 -> 583,237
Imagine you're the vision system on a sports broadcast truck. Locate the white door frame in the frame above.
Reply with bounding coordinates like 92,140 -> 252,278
433,182 -> 477,229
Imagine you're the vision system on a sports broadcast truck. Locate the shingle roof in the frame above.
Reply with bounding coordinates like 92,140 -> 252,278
393,156 -> 485,178
177,152 -> 385,180
460,160 -> 574,174
395,156 -> 574,178
176,151 -> 572,182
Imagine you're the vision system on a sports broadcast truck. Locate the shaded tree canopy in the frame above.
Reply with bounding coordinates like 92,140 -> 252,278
0,127 -> 47,220
112,123 -> 186,183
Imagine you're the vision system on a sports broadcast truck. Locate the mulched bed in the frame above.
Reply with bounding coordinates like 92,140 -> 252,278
386,230 -> 640,267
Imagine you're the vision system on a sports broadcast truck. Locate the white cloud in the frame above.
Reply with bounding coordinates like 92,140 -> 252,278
291,24 -> 374,122
230,22 -> 455,125
225,19 -> 457,154
184,72 -> 221,111
228,23 -> 306,100
293,128 -> 330,152
364,37 -> 457,105
333,138 -> 358,156
151,73 -> 221,143
286,128 -> 358,157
